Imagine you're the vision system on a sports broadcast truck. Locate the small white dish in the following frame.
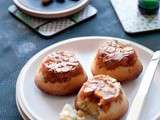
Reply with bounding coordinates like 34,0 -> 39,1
16,36 -> 160,120
13,0 -> 89,18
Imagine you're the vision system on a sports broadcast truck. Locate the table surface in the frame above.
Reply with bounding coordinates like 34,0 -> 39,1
1,0 -> 160,120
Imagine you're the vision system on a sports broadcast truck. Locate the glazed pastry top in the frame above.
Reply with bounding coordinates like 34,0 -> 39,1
80,75 -> 122,107
40,50 -> 83,83
96,41 -> 137,69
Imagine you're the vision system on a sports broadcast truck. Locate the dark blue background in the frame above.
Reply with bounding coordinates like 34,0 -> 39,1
0,0 -> 160,119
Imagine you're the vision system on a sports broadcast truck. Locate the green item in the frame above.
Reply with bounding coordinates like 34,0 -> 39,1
138,0 -> 160,15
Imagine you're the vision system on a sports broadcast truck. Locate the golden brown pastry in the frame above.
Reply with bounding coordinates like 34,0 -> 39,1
35,50 -> 87,95
91,40 -> 143,82
75,75 -> 129,120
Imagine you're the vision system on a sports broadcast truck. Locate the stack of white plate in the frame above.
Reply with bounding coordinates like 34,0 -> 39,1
16,37 -> 160,120
16,80 -> 29,120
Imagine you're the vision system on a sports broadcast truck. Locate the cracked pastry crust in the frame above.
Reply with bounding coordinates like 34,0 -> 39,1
35,50 -> 87,95
75,75 -> 129,120
91,40 -> 143,82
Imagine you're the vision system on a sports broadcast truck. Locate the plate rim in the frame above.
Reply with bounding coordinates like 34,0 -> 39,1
13,0 -> 89,18
16,72 -> 34,120
16,36 -> 154,120
16,97 -> 29,120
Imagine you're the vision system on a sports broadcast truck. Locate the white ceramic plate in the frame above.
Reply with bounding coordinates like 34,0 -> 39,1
13,0 -> 89,18
16,73 -> 29,120
16,98 -> 28,120
16,36 -> 160,120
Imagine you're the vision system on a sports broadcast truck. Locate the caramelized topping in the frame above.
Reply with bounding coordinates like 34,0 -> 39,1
97,41 -> 137,69
43,50 -> 79,72
40,50 -> 83,83
81,75 -> 121,106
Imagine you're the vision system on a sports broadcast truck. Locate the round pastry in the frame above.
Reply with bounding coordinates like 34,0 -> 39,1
91,40 -> 143,82
35,50 -> 87,95
75,75 -> 129,120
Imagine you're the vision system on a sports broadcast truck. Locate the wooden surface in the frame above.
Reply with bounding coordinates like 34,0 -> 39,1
0,0 -> 160,119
